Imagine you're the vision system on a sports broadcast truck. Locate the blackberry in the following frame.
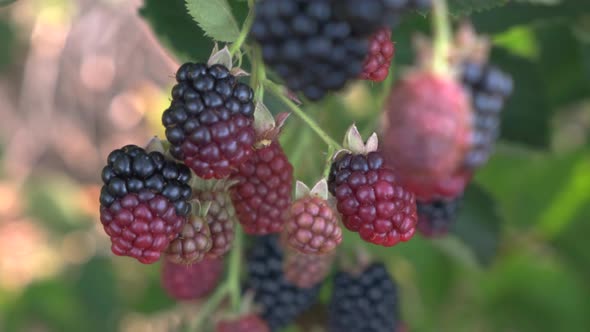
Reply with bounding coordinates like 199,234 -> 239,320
165,214 -> 212,264
417,197 -> 462,237
328,149 -> 417,247
460,61 -> 513,169
161,258 -> 223,301
328,263 -> 399,332
163,62 -> 256,179
283,249 -> 335,288
245,236 -> 321,331
99,145 -> 192,264
231,141 -> 293,235
250,0 -> 370,100
360,27 -> 395,82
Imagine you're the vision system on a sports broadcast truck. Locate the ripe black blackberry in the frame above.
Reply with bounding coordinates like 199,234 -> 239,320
163,62 -> 256,179
328,263 -> 399,332
250,0 -> 369,101
245,236 -> 321,331
99,145 -> 192,263
334,0 -> 432,35
460,61 -> 513,169
417,196 -> 462,237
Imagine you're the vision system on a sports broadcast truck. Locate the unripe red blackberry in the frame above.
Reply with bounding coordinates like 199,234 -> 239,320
194,179 -> 237,259
381,71 -> 472,201
231,108 -> 293,235
245,236 -> 321,331
216,315 -> 270,332
283,249 -> 335,288
99,144 -> 192,264
417,196 -> 462,237
163,61 -> 256,179
328,263 -> 400,332
283,180 -> 342,255
328,126 -> 417,246
360,27 -> 395,82
161,258 -> 223,301
251,0 -> 370,100
165,212 -> 212,264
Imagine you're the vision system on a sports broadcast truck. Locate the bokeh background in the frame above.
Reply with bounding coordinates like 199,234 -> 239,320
1,0 -> 590,331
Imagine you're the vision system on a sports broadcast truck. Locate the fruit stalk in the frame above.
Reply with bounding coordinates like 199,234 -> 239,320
265,80 -> 342,150
229,4 -> 255,56
432,0 -> 452,75
228,226 -> 243,312
189,283 -> 229,331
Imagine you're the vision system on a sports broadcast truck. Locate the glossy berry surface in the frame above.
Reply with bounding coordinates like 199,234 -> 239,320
166,214 -> 212,264
163,62 -> 256,179
360,27 -> 394,82
284,195 -> 342,255
251,0 -> 370,100
161,258 -> 223,301
382,72 -> 472,201
231,141 -> 293,235
245,236 -> 321,331
99,145 -> 192,264
328,151 -> 417,246
283,249 -> 334,288
417,197 -> 462,237
216,315 -> 271,332
461,61 -> 513,170
328,263 -> 399,332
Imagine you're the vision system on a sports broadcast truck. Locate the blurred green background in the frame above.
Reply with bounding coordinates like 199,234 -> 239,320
1,0 -> 590,331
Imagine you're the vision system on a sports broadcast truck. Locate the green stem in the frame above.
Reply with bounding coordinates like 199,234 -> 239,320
431,0 -> 452,75
264,80 -> 342,150
190,284 -> 228,331
230,8 -> 255,56
228,226 -> 243,313
322,145 -> 336,179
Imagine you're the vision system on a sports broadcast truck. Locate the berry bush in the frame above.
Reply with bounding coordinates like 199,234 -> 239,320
2,0 -> 590,332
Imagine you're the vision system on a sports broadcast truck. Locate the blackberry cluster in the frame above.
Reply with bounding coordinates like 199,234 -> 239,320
328,263 -> 399,332
99,145 -> 192,264
461,61 -> 513,169
417,197 -> 462,237
334,0 -> 432,35
163,63 -> 256,179
250,0 -> 370,100
245,236 -> 321,331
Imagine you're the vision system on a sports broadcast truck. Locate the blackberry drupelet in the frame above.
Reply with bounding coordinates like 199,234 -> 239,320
360,27 -> 395,82
417,196 -> 462,237
460,61 -> 513,169
163,63 -> 256,179
99,145 -> 192,264
328,263 -> 399,332
245,236 -> 321,331
250,0 -> 370,100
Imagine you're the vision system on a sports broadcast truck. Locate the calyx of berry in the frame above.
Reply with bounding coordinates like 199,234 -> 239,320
207,45 -> 249,77
253,101 -> 290,147
295,179 -> 329,201
336,124 -> 379,159
191,200 -> 212,218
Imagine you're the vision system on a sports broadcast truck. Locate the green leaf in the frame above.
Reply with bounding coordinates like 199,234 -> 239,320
450,185 -> 502,266
448,0 -> 509,15
185,0 -> 240,42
